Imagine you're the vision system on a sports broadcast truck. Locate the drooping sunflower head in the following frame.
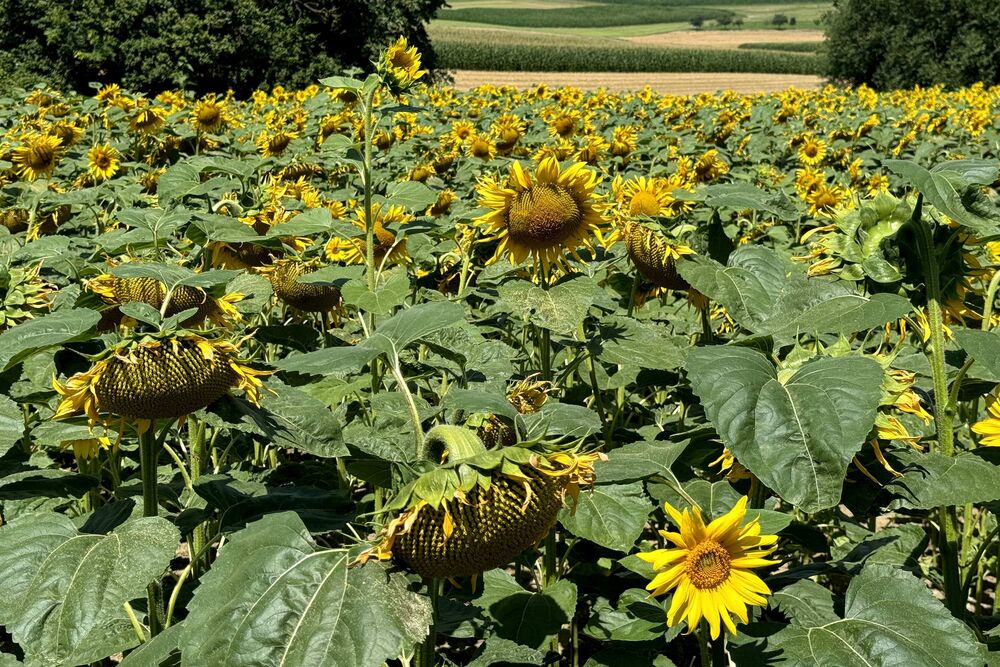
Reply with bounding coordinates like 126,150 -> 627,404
638,496 -> 778,639
53,334 -> 268,424
475,157 -> 606,277
12,133 -> 62,181
87,273 -> 241,328
692,149 -> 729,183
256,129 -> 297,157
266,260 -> 343,313
87,143 -> 120,182
129,106 -> 166,134
357,426 -> 602,579
616,219 -> 694,291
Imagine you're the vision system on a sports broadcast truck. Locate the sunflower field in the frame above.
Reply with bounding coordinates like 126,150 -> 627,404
1,39 -> 1000,667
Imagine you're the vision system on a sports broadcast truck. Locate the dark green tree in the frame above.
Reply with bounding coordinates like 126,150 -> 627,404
824,0 -> 1000,89
0,0 -> 446,94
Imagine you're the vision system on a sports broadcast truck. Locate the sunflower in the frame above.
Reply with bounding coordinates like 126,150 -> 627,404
129,106 -> 166,134
87,274 -> 242,327
493,113 -> 525,154
616,176 -> 676,217
638,496 -> 778,639
610,126 -> 638,158
475,157 -> 606,276
614,219 -> 694,291
325,203 -> 411,267
87,143 -> 120,182
266,260 -> 343,313
466,133 -> 496,160
12,133 -> 62,181
805,183 -> 849,216
797,135 -> 827,165
191,95 -> 229,133
358,426 -> 601,579
692,149 -> 729,183
380,37 -> 426,91
972,390 -> 1000,446
53,334 -> 267,425
256,130 -> 297,157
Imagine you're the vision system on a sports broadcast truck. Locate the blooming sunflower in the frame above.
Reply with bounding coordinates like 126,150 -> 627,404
475,157 -> 606,277
191,95 -> 229,133
12,133 -> 62,181
380,37 -> 426,91
325,202 -> 411,267
638,496 -> 778,639
972,390 -> 1000,446
129,106 -> 166,134
797,135 -> 827,165
87,143 -> 120,182
615,176 -> 676,217
692,149 -> 729,183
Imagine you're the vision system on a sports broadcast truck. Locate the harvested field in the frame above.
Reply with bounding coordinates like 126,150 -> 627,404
449,70 -> 825,93
628,28 -> 824,49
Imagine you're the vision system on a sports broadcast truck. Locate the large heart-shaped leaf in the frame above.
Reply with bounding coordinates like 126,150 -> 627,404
686,347 -> 882,511
0,514 -> 178,666
182,512 -> 430,667
767,565 -> 986,666
474,570 -> 577,650
0,308 -> 101,371
559,482 -> 653,552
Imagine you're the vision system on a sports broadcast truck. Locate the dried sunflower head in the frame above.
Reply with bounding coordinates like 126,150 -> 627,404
358,426 -> 602,579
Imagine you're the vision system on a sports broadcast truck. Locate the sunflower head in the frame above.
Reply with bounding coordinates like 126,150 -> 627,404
192,96 -> 228,133
379,37 -> 426,92
267,260 -> 343,313
87,143 -> 121,182
475,157 -> 606,278
53,334 -> 267,424
618,220 -> 694,291
358,426 -> 602,579
12,133 -> 62,181
638,496 -> 778,639
88,274 -> 240,327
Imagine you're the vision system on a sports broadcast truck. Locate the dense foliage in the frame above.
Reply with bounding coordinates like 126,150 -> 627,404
437,5 -> 733,28
0,0 -> 445,95
825,0 -> 1000,89
0,50 -> 999,666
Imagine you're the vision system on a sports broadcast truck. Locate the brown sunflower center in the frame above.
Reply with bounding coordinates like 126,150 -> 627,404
29,144 -> 56,170
470,139 -> 491,157
553,116 -> 575,136
629,191 -> 661,216
198,105 -> 221,125
390,50 -> 415,69
507,184 -> 583,247
94,152 -> 111,169
685,540 -> 731,589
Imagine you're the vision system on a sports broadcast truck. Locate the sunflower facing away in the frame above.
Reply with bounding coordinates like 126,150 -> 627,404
475,156 -> 606,277
381,37 -> 426,91
638,496 -> 778,640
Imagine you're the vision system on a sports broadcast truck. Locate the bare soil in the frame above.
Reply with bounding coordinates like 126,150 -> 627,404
449,70 -> 824,94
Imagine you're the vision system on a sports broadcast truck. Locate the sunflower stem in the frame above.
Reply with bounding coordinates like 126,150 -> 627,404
748,475 -> 766,510
415,577 -> 438,667
911,195 -> 963,616
139,427 -> 160,518
361,85 -> 378,295
697,623 -> 712,667
189,418 -> 210,575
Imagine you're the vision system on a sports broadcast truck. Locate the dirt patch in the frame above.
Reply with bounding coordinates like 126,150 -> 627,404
627,29 -> 824,49
449,70 -> 824,94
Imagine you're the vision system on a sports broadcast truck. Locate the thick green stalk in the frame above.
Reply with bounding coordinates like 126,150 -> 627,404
362,87 -> 378,293
912,196 -> 962,616
189,419 -> 209,574
139,427 -> 164,636
414,578 -> 439,667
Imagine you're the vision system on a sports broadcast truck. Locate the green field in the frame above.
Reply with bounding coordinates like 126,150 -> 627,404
432,0 -> 831,72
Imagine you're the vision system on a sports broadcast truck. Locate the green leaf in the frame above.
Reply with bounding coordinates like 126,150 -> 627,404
0,515 -> 178,666
885,449 -> 1000,510
596,316 -> 687,370
467,638 -> 545,667
155,161 -> 201,205
118,622 -> 182,667
768,289 -> 913,337
366,301 -> 466,357
499,277 -> 598,335
770,579 -> 838,626
182,512 -> 430,666
559,482 -> 653,552
955,328 -> 1000,379
238,380 -> 347,457
274,345 -> 379,377
385,180 -> 438,210
583,589 -> 670,642
699,183 -> 799,221
593,439 -> 686,484
341,270 -> 411,315
475,570 -> 577,650
686,348 -> 882,511
0,395 -> 24,457
885,159 -> 1000,233
523,401 -> 601,439
769,564 -> 986,666
0,308 -> 101,371
318,76 -> 364,91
